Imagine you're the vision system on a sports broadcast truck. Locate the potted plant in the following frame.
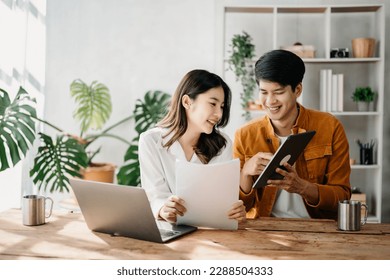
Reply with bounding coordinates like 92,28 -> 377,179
0,79 -> 132,192
0,82 -> 170,193
227,31 -> 258,120
352,86 -> 376,112
28,79 -> 132,193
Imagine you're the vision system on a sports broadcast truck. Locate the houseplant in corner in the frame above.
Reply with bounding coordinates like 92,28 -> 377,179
352,86 -> 376,112
227,31 -> 258,120
29,79 -> 136,193
0,80 -> 133,193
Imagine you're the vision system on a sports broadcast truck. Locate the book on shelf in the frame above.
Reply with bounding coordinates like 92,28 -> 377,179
337,74 -> 344,112
319,69 -> 344,112
319,69 -> 328,111
331,74 -> 338,112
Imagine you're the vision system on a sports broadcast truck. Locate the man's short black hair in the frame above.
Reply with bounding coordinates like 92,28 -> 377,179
254,49 -> 305,91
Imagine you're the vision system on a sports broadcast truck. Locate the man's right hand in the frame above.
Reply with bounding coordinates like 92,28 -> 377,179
242,152 -> 274,176
240,152 -> 273,193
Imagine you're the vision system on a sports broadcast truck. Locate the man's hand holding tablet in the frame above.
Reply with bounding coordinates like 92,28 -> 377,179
252,131 -> 316,189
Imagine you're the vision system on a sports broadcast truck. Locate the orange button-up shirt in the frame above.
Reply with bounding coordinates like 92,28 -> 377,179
233,105 -> 351,220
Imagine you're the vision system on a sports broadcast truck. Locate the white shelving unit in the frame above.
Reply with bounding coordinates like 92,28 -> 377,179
216,1 -> 385,222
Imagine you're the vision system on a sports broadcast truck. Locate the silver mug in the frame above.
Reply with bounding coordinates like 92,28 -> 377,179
338,200 -> 368,231
22,195 -> 54,226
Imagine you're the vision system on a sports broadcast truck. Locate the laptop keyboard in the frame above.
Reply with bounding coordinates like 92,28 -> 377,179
159,228 -> 180,237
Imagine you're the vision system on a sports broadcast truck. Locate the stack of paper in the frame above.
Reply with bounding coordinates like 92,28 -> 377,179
175,158 -> 239,230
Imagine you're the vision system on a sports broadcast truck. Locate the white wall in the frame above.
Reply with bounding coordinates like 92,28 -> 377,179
45,0 -> 217,165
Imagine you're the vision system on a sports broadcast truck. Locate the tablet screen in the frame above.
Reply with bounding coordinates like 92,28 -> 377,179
252,130 -> 316,189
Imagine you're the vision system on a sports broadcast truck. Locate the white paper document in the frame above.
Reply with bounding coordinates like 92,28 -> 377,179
175,159 -> 239,230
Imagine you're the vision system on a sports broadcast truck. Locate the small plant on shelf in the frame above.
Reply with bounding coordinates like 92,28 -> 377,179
352,86 -> 376,112
227,31 -> 257,120
351,86 -> 376,102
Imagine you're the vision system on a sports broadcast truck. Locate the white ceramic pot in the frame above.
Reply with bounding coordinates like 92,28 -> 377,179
356,101 -> 371,112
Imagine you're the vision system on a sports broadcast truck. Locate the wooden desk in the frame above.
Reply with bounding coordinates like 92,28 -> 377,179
1,209 -> 389,260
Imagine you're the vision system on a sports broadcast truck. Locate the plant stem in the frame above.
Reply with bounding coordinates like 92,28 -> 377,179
84,133 -> 132,146
33,116 -> 64,133
82,114 -> 134,147
101,115 -> 134,135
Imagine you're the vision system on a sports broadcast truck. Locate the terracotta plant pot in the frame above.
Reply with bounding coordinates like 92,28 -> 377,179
81,162 -> 116,183
352,38 -> 376,58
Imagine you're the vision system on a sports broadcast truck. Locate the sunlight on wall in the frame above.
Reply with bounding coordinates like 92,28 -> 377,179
0,0 -> 46,209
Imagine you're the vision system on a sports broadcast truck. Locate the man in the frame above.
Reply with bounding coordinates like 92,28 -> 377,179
233,50 -> 351,220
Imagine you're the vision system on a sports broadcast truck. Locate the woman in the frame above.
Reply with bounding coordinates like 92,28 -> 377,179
139,69 -> 246,223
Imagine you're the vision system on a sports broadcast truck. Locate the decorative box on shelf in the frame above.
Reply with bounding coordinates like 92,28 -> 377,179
351,193 -> 366,204
281,43 -> 316,58
351,193 -> 367,217
246,100 -> 263,111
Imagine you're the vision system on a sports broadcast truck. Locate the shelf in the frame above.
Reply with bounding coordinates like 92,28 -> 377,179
331,5 -> 382,13
246,111 -> 381,117
219,1 -> 385,223
303,58 -> 381,63
225,5 -> 382,14
277,7 -> 326,13
225,7 -> 273,13
224,57 -> 381,63
367,216 -> 380,224
351,164 -> 380,170
330,112 -> 380,116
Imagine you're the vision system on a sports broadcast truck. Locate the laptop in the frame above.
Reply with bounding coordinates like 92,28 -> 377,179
252,130 -> 316,189
69,178 -> 197,243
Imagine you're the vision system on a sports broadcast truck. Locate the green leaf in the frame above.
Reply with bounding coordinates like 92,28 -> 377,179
117,90 -> 170,186
352,87 -> 376,102
70,79 -> 112,135
116,140 -> 140,186
133,90 -> 170,133
30,133 -> 88,192
0,87 -> 37,172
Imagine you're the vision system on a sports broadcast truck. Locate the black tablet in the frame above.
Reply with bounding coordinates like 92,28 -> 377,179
252,130 -> 316,189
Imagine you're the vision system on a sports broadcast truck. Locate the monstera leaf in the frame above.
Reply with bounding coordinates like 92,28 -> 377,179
70,79 -> 112,136
133,90 -> 171,134
116,138 -> 141,186
0,87 -> 37,172
30,133 -> 88,192
117,90 -> 170,186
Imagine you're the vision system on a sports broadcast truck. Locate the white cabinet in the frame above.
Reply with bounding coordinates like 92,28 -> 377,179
217,1 -> 385,222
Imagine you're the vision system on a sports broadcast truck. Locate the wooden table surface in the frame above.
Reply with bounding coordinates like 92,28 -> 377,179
1,208 -> 389,260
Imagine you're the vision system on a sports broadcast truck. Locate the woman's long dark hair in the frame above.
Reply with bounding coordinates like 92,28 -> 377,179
158,69 -> 232,163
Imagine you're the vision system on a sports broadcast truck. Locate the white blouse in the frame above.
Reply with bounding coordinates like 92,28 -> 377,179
139,127 -> 233,217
